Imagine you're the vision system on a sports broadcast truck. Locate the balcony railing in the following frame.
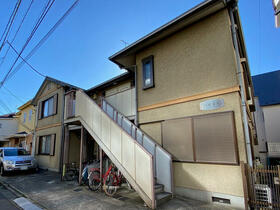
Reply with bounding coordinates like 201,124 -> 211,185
267,142 -> 280,157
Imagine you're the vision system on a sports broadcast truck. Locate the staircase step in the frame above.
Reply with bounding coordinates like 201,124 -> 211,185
154,183 -> 164,193
155,192 -> 172,207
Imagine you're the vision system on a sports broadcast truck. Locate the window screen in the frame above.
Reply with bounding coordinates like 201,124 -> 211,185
193,112 -> 237,164
162,118 -> 194,161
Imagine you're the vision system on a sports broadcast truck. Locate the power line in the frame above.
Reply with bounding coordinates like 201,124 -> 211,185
0,0 -> 55,88
0,99 -> 13,113
7,41 -> 46,78
4,0 -> 80,83
0,0 -> 22,52
0,0 -> 34,68
2,85 -> 25,104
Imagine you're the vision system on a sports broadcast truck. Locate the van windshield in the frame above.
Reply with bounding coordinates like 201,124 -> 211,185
4,149 -> 29,156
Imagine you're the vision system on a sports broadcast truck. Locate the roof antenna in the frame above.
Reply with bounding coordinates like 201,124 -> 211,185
120,40 -> 128,47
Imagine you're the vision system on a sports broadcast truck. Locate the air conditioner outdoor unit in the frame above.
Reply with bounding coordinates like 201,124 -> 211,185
255,184 -> 272,208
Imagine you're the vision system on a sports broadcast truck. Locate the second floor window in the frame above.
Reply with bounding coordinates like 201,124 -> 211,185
43,97 -> 54,117
142,55 -> 154,89
29,109 -> 32,121
38,94 -> 58,119
23,112 -> 27,123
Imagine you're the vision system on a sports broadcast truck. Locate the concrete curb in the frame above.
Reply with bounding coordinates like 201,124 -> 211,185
0,179 -> 48,210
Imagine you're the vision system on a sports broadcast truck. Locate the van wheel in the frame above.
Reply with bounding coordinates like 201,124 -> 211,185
0,165 -> 6,176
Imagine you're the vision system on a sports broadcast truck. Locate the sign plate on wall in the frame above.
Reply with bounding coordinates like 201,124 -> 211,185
200,99 -> 224,111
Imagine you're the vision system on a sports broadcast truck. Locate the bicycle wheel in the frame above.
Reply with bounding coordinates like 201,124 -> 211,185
103,173 -> 118,196
64,170 -> 75,181
88,170 -> 101,191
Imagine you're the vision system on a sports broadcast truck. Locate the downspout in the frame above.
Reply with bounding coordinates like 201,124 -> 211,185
133,66 -> 138,126
228,4 -> 253,167
31,105 -> 38,156
121,65 -> 138,126
59,88 -> 66,179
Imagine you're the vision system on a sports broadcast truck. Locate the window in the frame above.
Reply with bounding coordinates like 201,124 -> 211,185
36,134 -> 55,156
142,55 -> 154,89
43,97 -> 54,117
23,112 -> 27,123
162,112 -> 238,164
38,94 -> 58,119
29,109 -> 32,121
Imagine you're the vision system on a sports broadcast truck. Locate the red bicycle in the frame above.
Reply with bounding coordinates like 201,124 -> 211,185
88,163 -> 123,196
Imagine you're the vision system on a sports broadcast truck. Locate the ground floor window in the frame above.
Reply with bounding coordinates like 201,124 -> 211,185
37,134 -> 56,156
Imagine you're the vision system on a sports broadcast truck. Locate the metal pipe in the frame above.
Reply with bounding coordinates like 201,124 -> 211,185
59,88 -> 66,180
229,5 -> 253,167
133,66 -> 138,127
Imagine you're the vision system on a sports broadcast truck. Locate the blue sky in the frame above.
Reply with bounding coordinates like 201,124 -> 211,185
0,0 -> 279,114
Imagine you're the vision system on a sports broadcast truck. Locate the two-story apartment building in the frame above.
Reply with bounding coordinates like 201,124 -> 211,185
32,77 -> 79,172
108,0 -> 255,208
61,0 -> 256,209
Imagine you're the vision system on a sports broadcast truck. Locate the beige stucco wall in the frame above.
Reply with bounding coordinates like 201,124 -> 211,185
139,92 -> 246,197
263,104 -> 280,143
35,125 -> 62,171
17,104 -> 36,133
37,82 -> 64,128
135,9 -> 238,108
35,81 -> 65,171
174,163 -> 244,197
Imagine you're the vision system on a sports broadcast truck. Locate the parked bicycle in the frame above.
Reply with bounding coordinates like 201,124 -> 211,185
63,162 -> 79,182
88,163 -> 125,196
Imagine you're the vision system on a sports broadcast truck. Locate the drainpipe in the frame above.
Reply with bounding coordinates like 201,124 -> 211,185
133,66 -> 138,127
228,4 -> 253,167
59,88 -> 66,179
31,106 -> 38,156
123,65 -> 138,126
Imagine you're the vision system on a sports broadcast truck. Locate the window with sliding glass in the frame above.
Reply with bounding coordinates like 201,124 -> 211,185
142,55 -> 154,89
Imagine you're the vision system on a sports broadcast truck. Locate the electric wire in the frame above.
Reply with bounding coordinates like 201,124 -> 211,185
0,0 -> 22,52
2,85 -> 25,103
5,0 -> 80,83
0,0 -> 55,88
0,0 -> 34,68
7,41 -> 46,78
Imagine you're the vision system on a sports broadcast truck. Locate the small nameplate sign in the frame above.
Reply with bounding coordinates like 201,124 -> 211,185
200,99 -> 224,111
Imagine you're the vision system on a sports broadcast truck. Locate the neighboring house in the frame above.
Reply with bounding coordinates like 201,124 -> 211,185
0,113 -> 18,147
252,70 -> 280,165
31,77 -> 80,172
7,100 -> 36,152
63,0 -> 256,209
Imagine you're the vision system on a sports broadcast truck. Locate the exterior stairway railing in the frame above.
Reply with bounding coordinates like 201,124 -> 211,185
101,98 -> 173,195
65,90 -> 173,208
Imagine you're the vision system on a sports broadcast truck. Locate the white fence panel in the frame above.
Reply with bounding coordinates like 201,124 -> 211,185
135,143 -> 153,199
101,112 -> 111,149
121,131 -> 136,179
92,103 -> 101,137
110,121 -> 122,162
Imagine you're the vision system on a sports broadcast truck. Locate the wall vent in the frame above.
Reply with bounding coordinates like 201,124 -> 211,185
212,196 -> 231,204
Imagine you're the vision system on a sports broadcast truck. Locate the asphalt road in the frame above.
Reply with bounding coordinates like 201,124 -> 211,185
0,185 -> 19,210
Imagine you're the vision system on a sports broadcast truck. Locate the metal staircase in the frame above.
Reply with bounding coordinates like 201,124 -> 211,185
65,90 -> 173,209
